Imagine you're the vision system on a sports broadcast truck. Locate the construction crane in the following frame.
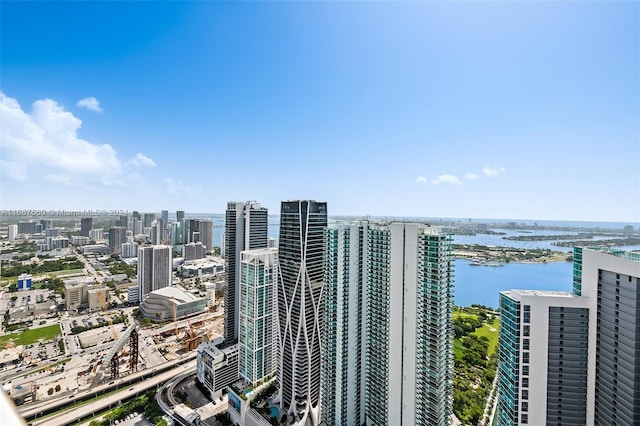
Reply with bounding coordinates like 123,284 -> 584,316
97,291 -> 118,341
1,342 -> 57,374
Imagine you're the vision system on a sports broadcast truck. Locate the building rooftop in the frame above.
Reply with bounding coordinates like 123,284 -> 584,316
501,289 -> 578,300
585,247 -> 640,262
150,286 -> 202,303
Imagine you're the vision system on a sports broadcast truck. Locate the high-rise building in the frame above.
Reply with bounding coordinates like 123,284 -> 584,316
575,247 -> 640,425
121,242 -> 138,259
322,221 -> 368,426
108,226 -> 127,254
496,247 -> 640,425
80,217 -> 93,237
364,223 -> 454,426
277,200 -> 327,426
199,220 -> 213,252
143,213 -> 155,228
176,210 -> 185,223
238,248 -> 278,384
224,202 -> 268,345
183,242 -> 206,261
8,224 -> 18,241
18,221 -> 37,235
161,210 -> 169,224
137,245 -> 172,301
497,290 -> 590,425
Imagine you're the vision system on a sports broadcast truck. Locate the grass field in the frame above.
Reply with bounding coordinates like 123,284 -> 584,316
0,324 -> 62,346
471,318 -> 500,356
453,338 -> 464,359
0,268 -> 86,287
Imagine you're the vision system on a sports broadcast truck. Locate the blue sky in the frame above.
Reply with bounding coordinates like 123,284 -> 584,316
1,1 -> 638,222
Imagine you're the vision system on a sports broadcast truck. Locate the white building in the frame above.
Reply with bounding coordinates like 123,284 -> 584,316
89,228 -> 104,241
196,338 -> 240,400
203,282 -> 216,308
183,242 -> 206,261
128,285 -> 140,304
239,248 -> 278,385
497,247 -> 640,425
8,224 -> 18,241
121,242 -> 138,259
71,235 -> 90,246
138,245 -> 172,301
364,223 -> 454,426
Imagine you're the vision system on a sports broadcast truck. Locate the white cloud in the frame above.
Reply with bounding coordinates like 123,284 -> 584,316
165,178 -> 198,196
465,172 -> 479,180
416,176 -> 428,184
76,97 -> 103,113
0,93 -> 121,184
482,165 -> 507,177
431,174 -> 461,185
131,153 -> 157,168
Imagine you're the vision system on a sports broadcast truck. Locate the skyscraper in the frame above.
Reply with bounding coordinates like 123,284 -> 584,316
176,210 -> 185,223
199,219 -> 213,252
161,210 -> 169,224
138,245 -> 172,301
143,213 -> 155,228
277,200 -> 327,426
575,247 -> 640,425
108,226 -> 127,254
224,201 -> 268,345
80,218 -> 93,237
496,247 -> 640,425
497,290 -> 590,425
322,221 -> 368,426
365,223 -> 454,426
239,248 -> 278,384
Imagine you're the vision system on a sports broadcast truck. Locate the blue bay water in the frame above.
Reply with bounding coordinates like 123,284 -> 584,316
453,259 -> 574,308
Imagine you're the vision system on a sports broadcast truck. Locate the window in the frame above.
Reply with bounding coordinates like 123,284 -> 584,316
523,325 -> 530,337
523,352 -> 530,364
521,414 -> 528,424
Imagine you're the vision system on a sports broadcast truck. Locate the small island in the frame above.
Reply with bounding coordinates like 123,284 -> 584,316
453,244 -> 570,265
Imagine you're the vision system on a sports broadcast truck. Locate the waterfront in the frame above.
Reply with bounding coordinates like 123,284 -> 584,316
454,259 -> 574,308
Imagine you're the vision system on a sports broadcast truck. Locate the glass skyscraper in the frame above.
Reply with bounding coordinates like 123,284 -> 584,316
239,248 -> 278,384
277,200 -> 327,426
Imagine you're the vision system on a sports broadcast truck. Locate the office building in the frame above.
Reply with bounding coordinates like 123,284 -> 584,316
143,213 -> 155,228
224,201 -> 269,345
137,245 -> 172,301
321,222 -> 368,426
238,248 -> 278,384
364,223 -> 454,426
277,200 -> 327,426
183,242 -> 206,261
40,219 -> 52,230
8,225 -> 18,241
203,282 -> 216,308
161,210 -> 169,225
17,221 -> 37,235
108,226 -> 127,254
80,218 -> 93,237
71,236 -> 90,246
128,285 -> 140,304
497,290 -> 590,425
176,210 -> 185,223
496,247 -> 640,425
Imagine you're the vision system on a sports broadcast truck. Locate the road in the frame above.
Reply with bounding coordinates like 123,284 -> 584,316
28,358 -> 197,426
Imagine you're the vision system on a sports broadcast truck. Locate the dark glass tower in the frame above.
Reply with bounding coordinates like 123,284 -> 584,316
223,201 -> 268,346
277,200 -> 327,426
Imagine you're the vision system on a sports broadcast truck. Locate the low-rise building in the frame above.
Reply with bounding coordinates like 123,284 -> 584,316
17,274 -> 32,291
138,286 -> 207,321
71,236 -> 90,246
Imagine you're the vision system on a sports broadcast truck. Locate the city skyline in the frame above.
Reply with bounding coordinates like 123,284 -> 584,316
1,2 -> 638,222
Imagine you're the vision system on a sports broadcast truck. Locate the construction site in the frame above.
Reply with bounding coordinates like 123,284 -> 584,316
2,295 -> 224,407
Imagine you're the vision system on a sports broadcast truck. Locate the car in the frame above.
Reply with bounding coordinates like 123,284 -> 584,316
128,387 -> 134,391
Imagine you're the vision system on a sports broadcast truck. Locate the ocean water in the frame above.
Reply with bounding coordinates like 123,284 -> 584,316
454,259 -> 574,308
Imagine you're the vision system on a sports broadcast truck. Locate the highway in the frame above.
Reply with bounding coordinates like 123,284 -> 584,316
22,354 -> 196,425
